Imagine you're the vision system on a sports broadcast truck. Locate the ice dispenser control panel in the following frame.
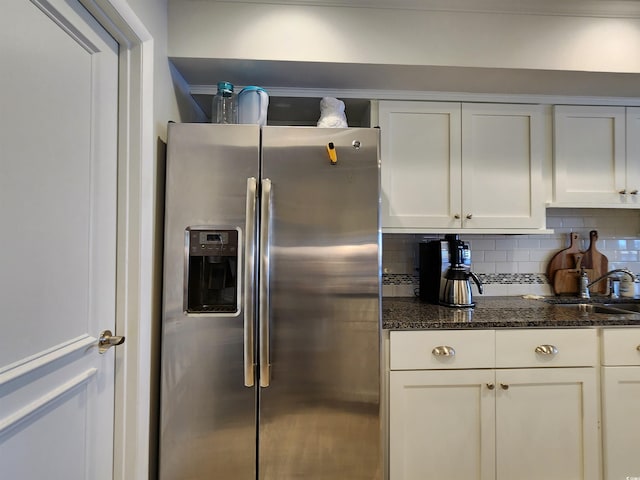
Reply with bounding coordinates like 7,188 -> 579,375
186,228 -> 239,314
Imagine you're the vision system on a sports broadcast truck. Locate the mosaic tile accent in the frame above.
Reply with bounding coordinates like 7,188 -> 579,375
383,273 -> 549,286
382,274 -> 417,285
476,273 -> 548,285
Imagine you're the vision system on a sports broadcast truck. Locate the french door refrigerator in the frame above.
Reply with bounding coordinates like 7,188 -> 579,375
159,123 -> 381,480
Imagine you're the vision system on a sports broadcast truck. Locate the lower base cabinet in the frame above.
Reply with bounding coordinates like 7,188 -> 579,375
390,369 -> 496,480
601,329 -> 640,480
494,368 -> 599,480
389,329 -> 600,480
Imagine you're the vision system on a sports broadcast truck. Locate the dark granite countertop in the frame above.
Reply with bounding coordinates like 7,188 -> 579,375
382,296 -> 640,330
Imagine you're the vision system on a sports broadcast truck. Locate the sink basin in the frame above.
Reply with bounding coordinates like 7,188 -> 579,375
603,303 -> 640,312
555,303 -> 638,315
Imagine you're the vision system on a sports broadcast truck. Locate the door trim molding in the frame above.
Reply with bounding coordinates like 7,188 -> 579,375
0,335 -> 97,386
0,368 -> 97,439
77,1 -> 154,479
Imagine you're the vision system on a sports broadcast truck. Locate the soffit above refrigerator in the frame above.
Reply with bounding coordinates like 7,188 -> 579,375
172,58 -> 640,117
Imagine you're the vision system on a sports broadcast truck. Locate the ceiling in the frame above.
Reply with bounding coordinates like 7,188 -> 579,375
169,0 -> 640,17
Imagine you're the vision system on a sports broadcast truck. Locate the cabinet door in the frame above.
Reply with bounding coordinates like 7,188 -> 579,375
378,101 -> 461,231
389,369 -> 495,480
495,368 -> 600,480
461,103 -> 545,229
601,366 -> 640,480
553,105 -> 626,204
626,107 -> 640,201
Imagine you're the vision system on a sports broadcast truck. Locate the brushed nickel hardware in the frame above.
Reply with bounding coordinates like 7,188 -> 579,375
98,330 -> 125,354
243,177 -> 257,387
620,189 -> 627,194
487,383 -> 495,390
432,345 -> 456,357
631,190 -> 639,195
466,214 -> 473,220
454,214 -> 461,219
500,383 -> 509,390
535,344 -> 559,356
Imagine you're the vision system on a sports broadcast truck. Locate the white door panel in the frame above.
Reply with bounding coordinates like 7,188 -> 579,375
0,0 -> 118,478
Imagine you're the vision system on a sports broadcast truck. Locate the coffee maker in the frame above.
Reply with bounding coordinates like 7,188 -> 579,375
440,237 -> 483,307
419,234 -> 483,307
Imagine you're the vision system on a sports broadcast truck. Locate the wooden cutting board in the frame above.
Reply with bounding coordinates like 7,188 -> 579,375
547,232 -> 580,284
553,253 -> 593,295
581,230 -> 608,295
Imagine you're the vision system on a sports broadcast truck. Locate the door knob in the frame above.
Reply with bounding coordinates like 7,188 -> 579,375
98,330 -> 125,354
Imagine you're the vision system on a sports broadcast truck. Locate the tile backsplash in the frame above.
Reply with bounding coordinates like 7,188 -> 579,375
382,208 -> 640,297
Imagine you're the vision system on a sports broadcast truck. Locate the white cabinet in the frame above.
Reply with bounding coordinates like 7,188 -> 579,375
378,101 -> 461,231
494,368 -> 599,480
553,105 -> 640,206
390,369 -> 496,480
378,101 -> 546,233
601,328 -> 640,480
461,104 -> 545,230
389,329 -> 600,480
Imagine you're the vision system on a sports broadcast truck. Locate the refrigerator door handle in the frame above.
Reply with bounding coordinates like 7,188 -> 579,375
259,178 -> 272,388
243,177 -> 257,387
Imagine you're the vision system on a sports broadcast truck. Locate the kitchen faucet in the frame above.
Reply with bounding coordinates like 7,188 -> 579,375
580,268 -> 637,299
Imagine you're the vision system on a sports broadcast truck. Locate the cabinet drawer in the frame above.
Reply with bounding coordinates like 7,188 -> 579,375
495,329 -> 598,368
390,330 -> 495,370
601,328 -> 640,366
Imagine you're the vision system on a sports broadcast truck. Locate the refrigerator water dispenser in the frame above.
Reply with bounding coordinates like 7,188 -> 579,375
185,228 -> 239,313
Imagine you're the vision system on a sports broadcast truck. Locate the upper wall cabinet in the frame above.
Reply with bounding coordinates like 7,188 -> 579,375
378,101 -> 546,233
552,106 -> 640,207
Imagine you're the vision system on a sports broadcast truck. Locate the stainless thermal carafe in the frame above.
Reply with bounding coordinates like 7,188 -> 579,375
440,239 -> 483,308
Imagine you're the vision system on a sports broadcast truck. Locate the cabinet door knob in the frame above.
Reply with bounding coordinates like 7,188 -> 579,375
466,214 -> 473,220
535,344 -> 558,355
631,190 -> 639,195
454,214 -> 461,219
636,345 -> 640,351
432,345 -> 456,357
619,189 -> 627,194
486,383 -> 495,390
500,383 -> 509,390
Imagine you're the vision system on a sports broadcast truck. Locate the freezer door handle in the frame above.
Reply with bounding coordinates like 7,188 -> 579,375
259,178 -> 272,387
244,177 -> 257,387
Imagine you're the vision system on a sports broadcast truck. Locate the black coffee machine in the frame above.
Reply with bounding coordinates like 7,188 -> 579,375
419,234 -> 472,304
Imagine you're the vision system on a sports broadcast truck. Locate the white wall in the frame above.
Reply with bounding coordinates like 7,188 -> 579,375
128,0 -> 204,128
168,1 -> 640,74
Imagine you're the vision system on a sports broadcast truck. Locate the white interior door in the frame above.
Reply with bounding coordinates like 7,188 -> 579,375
0,0 -> 119,478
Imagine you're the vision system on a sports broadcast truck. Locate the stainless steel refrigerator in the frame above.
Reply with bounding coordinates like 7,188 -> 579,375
159,123 -> 381,480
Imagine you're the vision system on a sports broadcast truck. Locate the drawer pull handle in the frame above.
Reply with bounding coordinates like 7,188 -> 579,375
636,345 -> 640,352
432,345 -> 456,357
500,383 -> 509,390
535,344 -> 558,355
487,383 -> 495,390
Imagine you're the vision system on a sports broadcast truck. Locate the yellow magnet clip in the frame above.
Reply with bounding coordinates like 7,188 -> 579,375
327,142 -> 337,165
